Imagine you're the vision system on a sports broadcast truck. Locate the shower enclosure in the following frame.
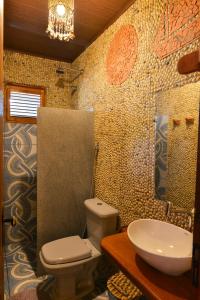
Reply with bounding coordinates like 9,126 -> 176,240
3,108 -> 94,299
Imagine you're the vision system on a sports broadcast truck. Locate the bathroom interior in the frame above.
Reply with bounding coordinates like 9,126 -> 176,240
1,0 -> 200,299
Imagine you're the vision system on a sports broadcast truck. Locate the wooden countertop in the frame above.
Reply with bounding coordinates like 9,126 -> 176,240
101,232 -> 197,300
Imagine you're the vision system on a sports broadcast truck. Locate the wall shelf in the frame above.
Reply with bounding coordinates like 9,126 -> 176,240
177,50 -> 200,74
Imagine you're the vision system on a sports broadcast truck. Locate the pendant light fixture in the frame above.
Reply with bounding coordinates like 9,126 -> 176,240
46,0 -> 75,42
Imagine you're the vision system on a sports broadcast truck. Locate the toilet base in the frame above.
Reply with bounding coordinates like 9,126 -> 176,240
39,239 -> 101,300
76,277 -> 95,299
51,273 -> 95,300
52,273 -> 76,300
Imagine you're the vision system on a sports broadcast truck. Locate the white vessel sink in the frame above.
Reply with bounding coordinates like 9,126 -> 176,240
127,219 -> 193,276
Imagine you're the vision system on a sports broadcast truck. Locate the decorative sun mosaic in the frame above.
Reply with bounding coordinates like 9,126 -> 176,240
106,25 -> 138,85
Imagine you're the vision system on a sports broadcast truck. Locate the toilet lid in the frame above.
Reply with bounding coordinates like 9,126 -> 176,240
41,236 -> 92,264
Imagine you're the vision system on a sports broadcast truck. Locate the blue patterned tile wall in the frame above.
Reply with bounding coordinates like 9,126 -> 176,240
4,123 -> 37,245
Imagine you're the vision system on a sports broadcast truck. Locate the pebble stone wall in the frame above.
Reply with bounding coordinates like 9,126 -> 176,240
72,0 -> 200,229
4,0 -> 200,230
4,2 -> 200,297
4,51 -> 72,108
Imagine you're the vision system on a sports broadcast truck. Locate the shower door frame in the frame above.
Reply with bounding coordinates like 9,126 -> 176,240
0,0 -> 4,299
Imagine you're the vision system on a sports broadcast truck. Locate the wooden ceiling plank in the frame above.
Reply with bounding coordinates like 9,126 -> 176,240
5,27 -> 84,62
4,0 -> 136,61
88,0 -> 136,46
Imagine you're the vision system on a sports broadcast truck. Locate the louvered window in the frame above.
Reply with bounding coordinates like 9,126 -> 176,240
5,84 -> 45,124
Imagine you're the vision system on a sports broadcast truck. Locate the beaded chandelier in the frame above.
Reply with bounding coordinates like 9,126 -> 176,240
46,0 -> 75,42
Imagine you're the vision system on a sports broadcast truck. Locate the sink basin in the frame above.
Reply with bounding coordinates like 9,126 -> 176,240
127,219 -> 193,276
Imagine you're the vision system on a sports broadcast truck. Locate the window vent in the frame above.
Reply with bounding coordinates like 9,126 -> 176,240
5,84 -> 45,124
10,91 -> 41,118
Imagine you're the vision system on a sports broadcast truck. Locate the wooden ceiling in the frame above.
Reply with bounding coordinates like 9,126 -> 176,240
4,0 -> 134,62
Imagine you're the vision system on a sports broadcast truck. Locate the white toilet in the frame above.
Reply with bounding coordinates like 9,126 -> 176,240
39,198 -> 119,300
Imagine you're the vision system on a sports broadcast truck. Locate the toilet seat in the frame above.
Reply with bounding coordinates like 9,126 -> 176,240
41,236 -> 92,265
40,238 -> 101,271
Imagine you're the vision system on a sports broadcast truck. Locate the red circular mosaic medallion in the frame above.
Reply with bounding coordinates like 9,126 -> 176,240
106,25 -> 138,85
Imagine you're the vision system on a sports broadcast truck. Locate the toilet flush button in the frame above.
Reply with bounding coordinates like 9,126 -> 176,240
97,202 -> 103,205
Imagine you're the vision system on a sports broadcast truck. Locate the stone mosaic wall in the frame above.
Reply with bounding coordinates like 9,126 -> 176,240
153,0 -> 200,58
106,25 -> 138,85
4,1 -> 200,230
72,0 -> 200,227
4,51 -> 72,108
3,2 -> 200,296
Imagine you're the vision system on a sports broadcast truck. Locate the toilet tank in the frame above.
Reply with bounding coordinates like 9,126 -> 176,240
84,198 -> 119,251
